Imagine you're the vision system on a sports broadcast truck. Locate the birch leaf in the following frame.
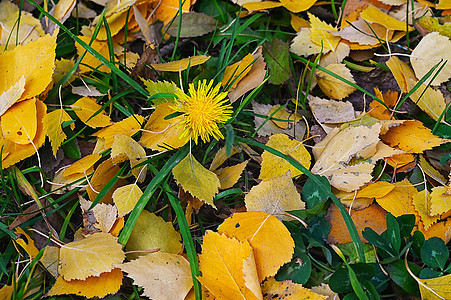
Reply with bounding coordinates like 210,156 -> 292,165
430,186 -> 451,216
222,53 -> 254,88
417,274 -> 451,300
151,55 -> 210,72
412,190 -> 439,230
245,172 -> 304,220
111,134 -> 147,183
119,253 -> 192,300
0,75 -> 25,117
1,98 -> 37,144
316,64 -> 356,100
71,97 -> 112,128
93,114 -> 145,149
79,196 -> 118,233
42,109 -> 74,156
262,277 -> 327,300
218,211 -> 295,282
112,184 -> 143,217
172,154 -> 220,208
59,233 -> 125,281
63,153 -> 101,178
143,80 -> 177,106
215,160 -> 248,190
375,179 -> 419,218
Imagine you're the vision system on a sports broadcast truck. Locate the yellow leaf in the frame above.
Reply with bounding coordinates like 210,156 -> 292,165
53,58 -> 76,86
311,124 -> 381,192
360,5 -> 413,31
412,190 -> 439,230
143,80 -> 177,106
308,13 -> 341,53
290,28 -> 324,57
419,155 -> 447,186
0,32 -> 56,100
198,231 -> 260,299
1,99 -> 47,168
437,0 -> 451,9
331,19 -> 394,46
417,273 -> 451,299
151,55 -> 210,72
154,0 -> 191,24
316,63 -> 356,100
63,153 -> 101,178
222,53 -> 254,88
290,13 -> 310,31
418,218 -> 451,243
59,232 -> 125,281
111,134 -> 147,182
262,277 -> 327,300
71,97 -> 112,128
260,133 -> 311,180
327,203 -> 387,244
0,285 -> 13,300
93,114 -> 145,149
215,160 -> 249,189
1,98 -> 37,144
0,75 -> 25,116
218,211 -> 294,282
370,141 -> 406,163
43,109 -> 74,156
245,172 -> 304,220
79,196 -> 118,233
119,252 -> 193,300
53,0 -> 76,21
243,1 -> 282,12
125,210 -> 182,260
308,96 -> 355,126
376,179 -> 419,219
86,159 -> 128,205
14,227 -> 39,259
381,120 -> 448,153
430,186 -> 451,216
48,269 -> 123,298
279,0 -> 316,13
411,32 -> 451,86
139,102 -> 187,151
40,245 -> 59,278
228,46 -> 266,104
75,36 -> 112,73
112,184 -> 143,217
172,154 -> 220,208
268,105 -> 303,129
386,56 -> 416,93
209,145 -> 242,171
368,89 -> 398,120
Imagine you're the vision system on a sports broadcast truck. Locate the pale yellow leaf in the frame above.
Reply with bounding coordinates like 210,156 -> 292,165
430,186 -> 451,216
79,196 -> 118,233
59,232 -> 125,281
262,277 -> 327,300
0,75 -> 25,116
125,210 -> 182,260
290,28 -> 324,57
151,55 -> 210,72
119,252 -> 192,300
40,245 -> 59,278
1,98 -> 37,144
331,19 -> 392,46
268,105 -> 303,129
419,155 -> 447,186
308,95 -> 355,125
370,141 -> 406,163
316,63 -> 356,100
71,97 -> 112,128
222,53 -> 254,88
172,154 -> 220,208
112,184 -> 143,217
290,13 -> 310,31
215,160 -> 248,189
111,134 -> 147,182
48,269 -> 123,298
93,114 -> 145,149
308,13 -> 341,54
139,102 -> 187,151
63,153 -> 101,178
218,211 -> 295,282
42,109 -> 74,156
243,1 -> 282,12
209,145 -> 241,171
260,133 -> 311,180
319,42 -> 350,67
412,190 -> 439,230
245,172 -> 304,220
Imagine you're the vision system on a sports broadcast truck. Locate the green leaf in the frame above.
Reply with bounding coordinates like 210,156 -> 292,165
386,213 -> 401,255
388,260 -> 421,296
143,80 -> 178,106
275,252 -> 311,285
421,237 -> 449,270
300,175 -> 330,208
263,38 -> 291,85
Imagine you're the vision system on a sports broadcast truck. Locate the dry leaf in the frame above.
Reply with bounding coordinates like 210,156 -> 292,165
139,102 -> 187,151
417,273 -> 451,300
125,210 -> 182,260
261,277 -> 327,300
268,105 -> 303,129
172,154 -> 220,208
218,211 -> 295,282
222,53 -> 254,88
326,203 -> 387,244
119,252 -> 192,300
260,133 -> 311,180
112,184 -> 143,217
0,75 -> 25,117
79,196 -> 118,233
40,245 -> 59,278
47,269 -> 123,298
59,232 -> 124,281
71,97 -> 112,128
279,0 -> 316,13
360,5 -> 413,31
332,19 -> 392,46
308,96 -> 355,132
209,145 -> 241,171
14,227 -> 39,259
245,172 -> 305,220
412,190 -> 439,230
63,153 -> 101,178
419,155 -> 447,186
93,114 -> 145,149
316,64 -> 356,100
368,89 -> 398,120
1,98 -> 37,144
151,55 -> 210,72
75,36 -> 113,73
375,179 -> 419,219
430,186 -> 451,216
215,160 -> 248,189
111,134 -> 147,182
43,109 -> 74,156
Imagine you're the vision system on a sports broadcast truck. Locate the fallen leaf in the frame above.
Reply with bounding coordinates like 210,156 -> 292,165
111,134 -> 147,182
419,155 -> 447,185
245,172 -> 305,220
332,19 -> 393,46
139,102 -> 187,151
1,98 -> 37,144
47,268 -> 123,298
412,190 -> 439,230
417,273 -> 451,300
63,153 -> 101,178
418,218 -> 451,243
40,245 -> 59,278
316,63 -> 356,100
263,38 -> 291,85
93,114 -> 145,149
172,154 -> 220,208
218,211 -> 295,282
209,145 -> 242,171
112,184 -> 143,217
308,96 -> 355,131
375,179 -> 419,219
59,232 -> 125,281
260,133 -> 311,180
368,89 -> 398,120
79,196 -> 118,234
75,36 -> 113,73
261,277 -> 326,300
222,53 -> 254,88
0,75 -> 25,116
125,210 -> 182,260
43,109 -> 74,156
360,5 -> 413,31
119,252 -> 192,300
14,227 -> 39,259
268,105 -> 303,129
71,97 -> 112,128
215,160 -> 248,189
143,80 -> 177,106
279,0 -> 316,12
430,185 -> 451,216
165,12 -> 218,38
327,203 -> 387,244
151,55 -> 210,72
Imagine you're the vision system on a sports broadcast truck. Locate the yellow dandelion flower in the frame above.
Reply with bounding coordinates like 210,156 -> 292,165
171,80 -> 233,144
